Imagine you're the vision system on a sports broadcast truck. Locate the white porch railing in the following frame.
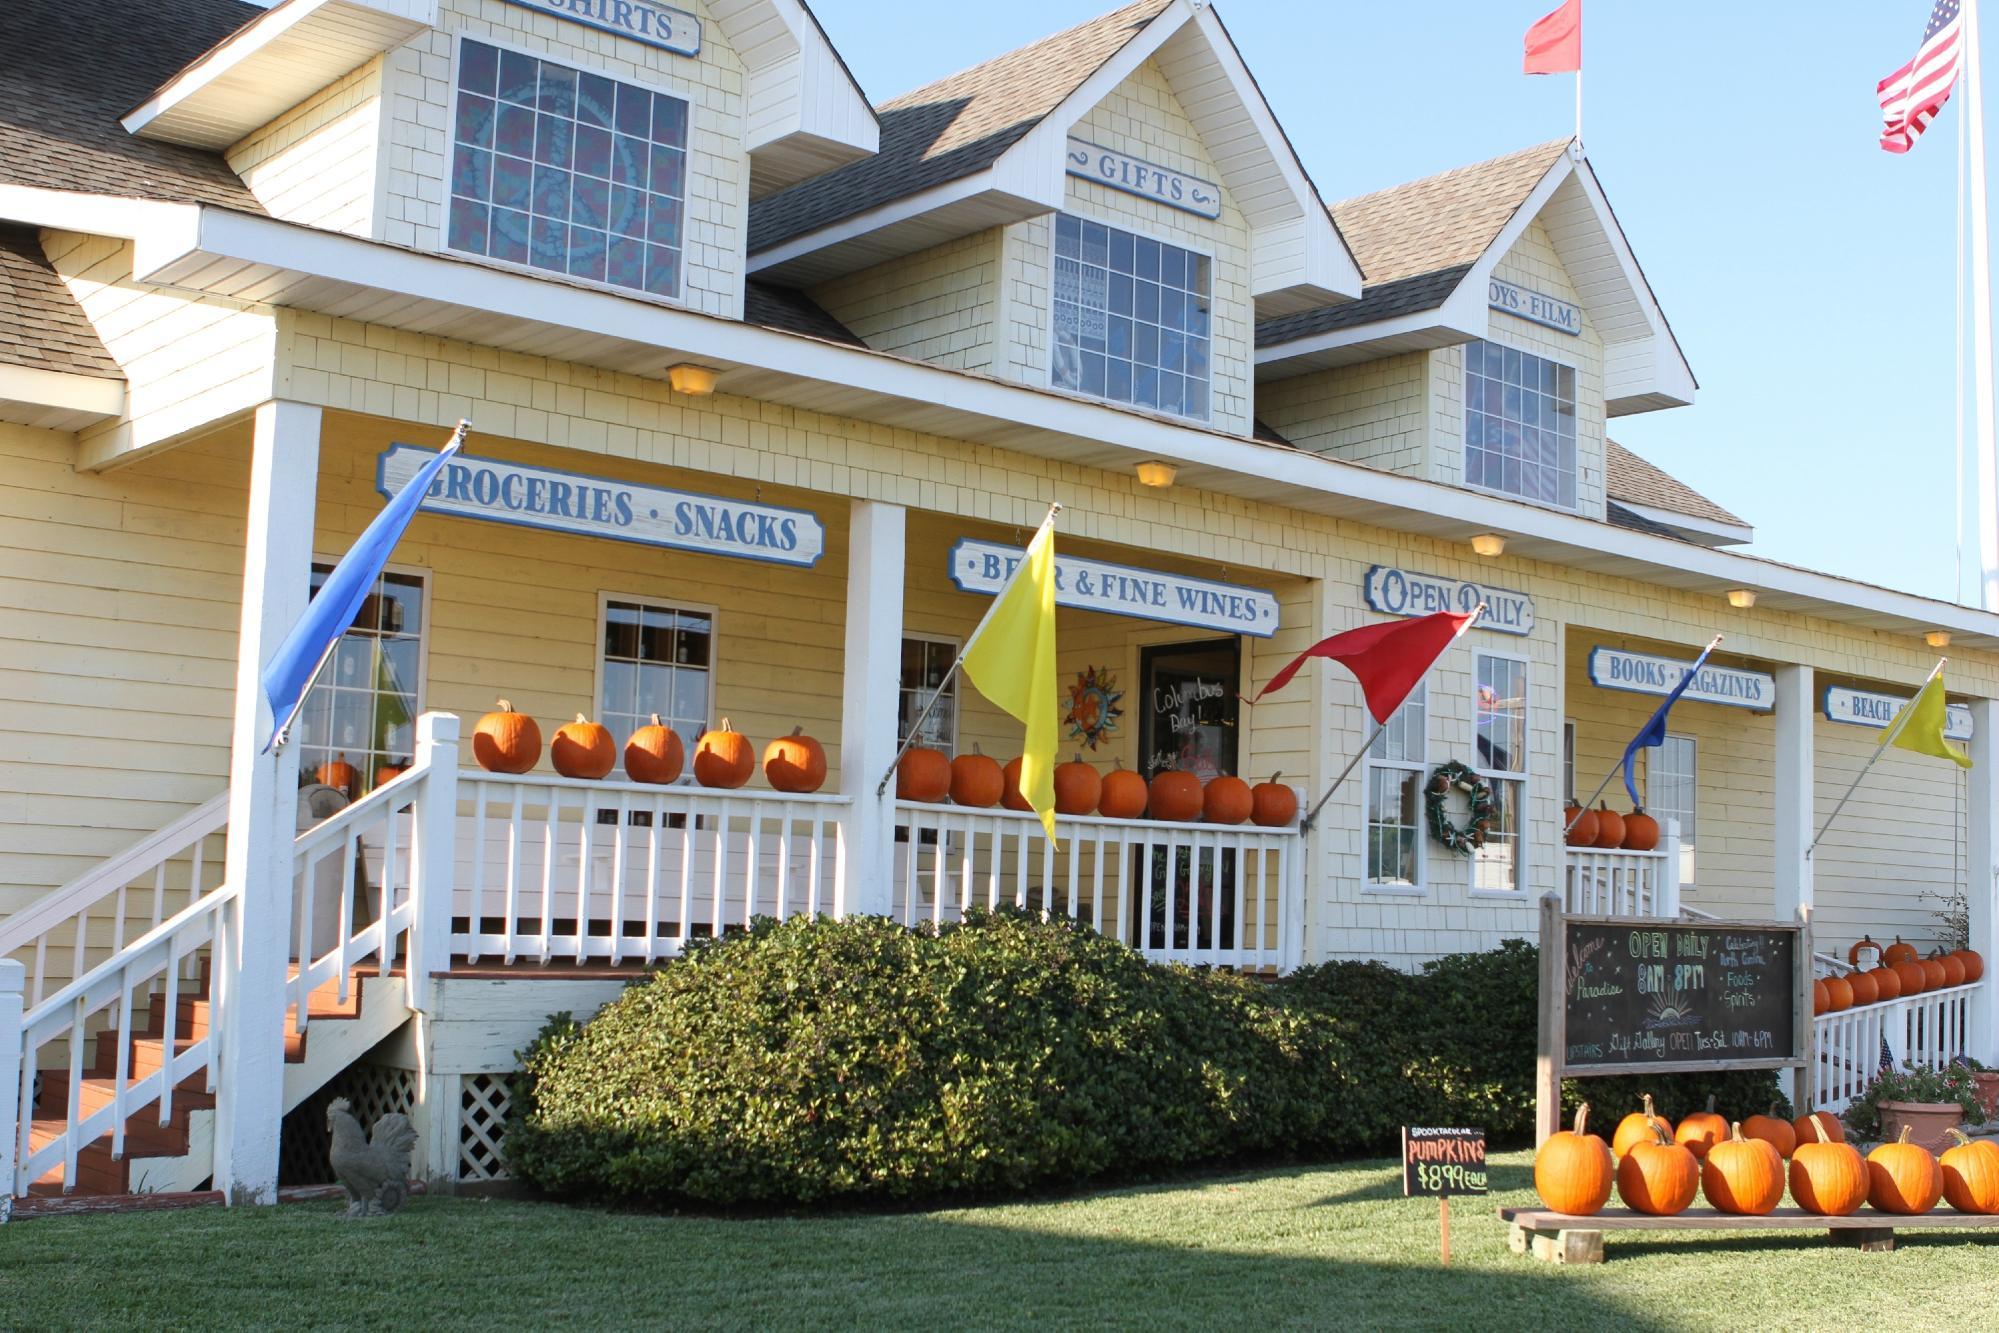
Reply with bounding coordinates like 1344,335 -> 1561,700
1812,983 -> 1981,1113
890,801 -> 1304,971
1561,820 -> 1682,917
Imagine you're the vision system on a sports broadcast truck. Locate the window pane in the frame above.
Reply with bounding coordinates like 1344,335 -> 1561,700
1460,338 -> 1576,509
299,566 -> 426,797
1048,213 -> 1211,421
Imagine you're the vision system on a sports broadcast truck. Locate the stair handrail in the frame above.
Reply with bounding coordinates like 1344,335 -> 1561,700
20,879 -> 236,1031
293,764 -> 421,861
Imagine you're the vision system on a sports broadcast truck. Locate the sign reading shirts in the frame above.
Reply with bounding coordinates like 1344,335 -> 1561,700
950,539 -> 1277,638
377,446 -> 824,568
1401,1128 -> 1488,1197
1362,566 -> 1534,636
1488,278 -> 1582,336
1824,685 -> 1974,742
498,0 -> 701,56
1065,137 -> 1222,220
1588,648 -> 1774,712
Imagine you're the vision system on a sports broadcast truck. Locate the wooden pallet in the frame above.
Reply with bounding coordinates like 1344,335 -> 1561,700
1497,1206 -> 1999,1263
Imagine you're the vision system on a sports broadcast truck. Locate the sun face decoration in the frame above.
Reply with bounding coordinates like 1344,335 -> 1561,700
1064,665 -> 1123,750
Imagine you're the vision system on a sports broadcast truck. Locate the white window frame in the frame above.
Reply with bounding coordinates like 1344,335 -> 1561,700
1046,207 -> 1217,424
1649,732 -> 1697,892
1562,719 -> 1576,802
1461,337 -> 1580,513
592,590 -> 719,780
899,632 -> 962,754
301,559 -> 431,792
442,31 -> 692,308
1469,649 -> 1530,897
1362,682 -> 1428,895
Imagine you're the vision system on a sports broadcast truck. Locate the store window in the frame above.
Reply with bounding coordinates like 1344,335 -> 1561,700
1649,733 -> 1697,889
1051,213 -> 1213,421
1463,339 -> 1577,509
1473,654 -> 1528,891
599,598 -> 712,764
448,38 -> 688,298
1365,684 -> 1427,887
899,636 -> 959,752
297,566 -> 426,799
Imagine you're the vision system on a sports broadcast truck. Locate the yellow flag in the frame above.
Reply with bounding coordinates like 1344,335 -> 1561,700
1887,673 -> 1972,769
961,515 -> 1060,844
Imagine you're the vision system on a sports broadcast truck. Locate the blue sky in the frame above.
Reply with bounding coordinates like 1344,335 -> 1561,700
808,0 -> 1987,604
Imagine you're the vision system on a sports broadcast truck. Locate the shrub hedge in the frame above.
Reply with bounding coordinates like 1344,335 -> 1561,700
506,912 -> 1784,1207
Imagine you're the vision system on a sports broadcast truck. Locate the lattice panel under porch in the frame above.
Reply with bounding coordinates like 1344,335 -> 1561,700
458,1073 -> 515,1181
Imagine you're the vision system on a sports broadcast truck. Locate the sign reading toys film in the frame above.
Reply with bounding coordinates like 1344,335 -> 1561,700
1488,278 -> 1582,336
949,540 -> 1278,637
1065,137 -> 1222,219
1402,1127 -> 1488,1197
498,0 -> 701,55
378,446 -> 824,567
1363,566 -> 1534,636
1588,648 -> 1774,712
1824,684 -> 1974,742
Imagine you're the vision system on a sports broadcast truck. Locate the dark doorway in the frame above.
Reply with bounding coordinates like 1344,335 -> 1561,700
1134,638 -> 1241,956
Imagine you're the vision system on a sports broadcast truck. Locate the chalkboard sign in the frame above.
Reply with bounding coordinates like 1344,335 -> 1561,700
1402,1127 -> 1488,1197
1561,918 -> 1800,1071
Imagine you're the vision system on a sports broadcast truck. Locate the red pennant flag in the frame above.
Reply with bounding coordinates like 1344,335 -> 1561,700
1252,610 -> 1478,723
1523,0 -> 1581,75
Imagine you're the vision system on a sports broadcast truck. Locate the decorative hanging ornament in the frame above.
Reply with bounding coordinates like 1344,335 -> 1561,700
1064,665 -> 1124,750
1426,759 -> 1496,854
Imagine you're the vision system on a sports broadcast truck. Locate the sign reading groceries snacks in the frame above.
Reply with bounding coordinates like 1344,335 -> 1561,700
1823,684 -> 1974,741
949,539 -> 1278,637
377,446 -> 825,567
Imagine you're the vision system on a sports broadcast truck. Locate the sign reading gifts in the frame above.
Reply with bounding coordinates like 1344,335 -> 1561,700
1588,648 -> 1774,712
1065,137 -> 1223,220
1362,566 -> 1534,636
1824,685 -> 1974,741
498,0 -> 701,56
377,446 -> 824,567
1488,277 -> 1582,336
950,539 -> 1278,638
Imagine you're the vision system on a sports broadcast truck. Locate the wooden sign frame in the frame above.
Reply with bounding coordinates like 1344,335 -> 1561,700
1535,893 -> 1813,1143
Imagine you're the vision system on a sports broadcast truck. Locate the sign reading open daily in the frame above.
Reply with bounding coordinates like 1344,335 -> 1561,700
950,539 -> 1278,637
1824,684 -> 1974,741
1362,566 -> 1533,636
1588,648 -> 1774,712
377,446 -> 824,567
498,0 -> 700,55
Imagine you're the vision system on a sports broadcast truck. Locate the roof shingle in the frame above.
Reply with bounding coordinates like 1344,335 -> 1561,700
0,227 -> 121,379
1606,441 -> 1745,528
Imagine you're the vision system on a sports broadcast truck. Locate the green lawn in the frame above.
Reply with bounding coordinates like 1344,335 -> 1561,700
5,1153 -> 1996,1331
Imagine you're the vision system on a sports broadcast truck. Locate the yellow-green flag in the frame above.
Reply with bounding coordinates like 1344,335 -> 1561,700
1887,673 -> 1972,769
961,514 -> 1060,844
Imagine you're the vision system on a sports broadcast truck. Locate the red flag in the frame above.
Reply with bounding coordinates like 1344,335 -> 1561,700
1252,610 -> 1479,723
1523,0 -> 1581,75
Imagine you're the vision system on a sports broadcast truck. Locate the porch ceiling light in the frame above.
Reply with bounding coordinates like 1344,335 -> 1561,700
666,363 -> 719,396
1469,533 -> 1506,558
1927,629 -> 1952,649
1726,588 -> 1757,609
1135,459 -> 1178,489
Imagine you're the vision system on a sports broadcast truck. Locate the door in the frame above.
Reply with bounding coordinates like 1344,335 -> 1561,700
1135,639 -> 1241,954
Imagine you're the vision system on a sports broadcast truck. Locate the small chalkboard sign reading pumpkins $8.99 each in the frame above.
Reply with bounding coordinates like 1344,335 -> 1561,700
1402,1127 -> 1488,1197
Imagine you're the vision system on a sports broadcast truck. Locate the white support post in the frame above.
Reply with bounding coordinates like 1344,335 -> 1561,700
1970,698 -> 1998,1063
0,959 -> 21,1222
408,711 -> 462,1007
839,499 -> 905,917
213,400 -> 321,1207
1659,817 -> 1683,919
1773,664 -> 1814,922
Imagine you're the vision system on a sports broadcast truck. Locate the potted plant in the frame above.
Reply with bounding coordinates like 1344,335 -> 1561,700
1953,1055 -> 1999,1120
1843,1060 -> 1988,1153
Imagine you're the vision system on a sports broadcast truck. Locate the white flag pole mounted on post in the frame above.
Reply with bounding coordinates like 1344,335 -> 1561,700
1969,0 -> 1999,612
1808,658 -> 1949,856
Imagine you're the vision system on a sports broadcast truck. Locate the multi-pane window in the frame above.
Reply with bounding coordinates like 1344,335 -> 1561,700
297,567 -> 425,800
1365,684 -> 1427,886
899,637 -> 958,752
1051,213 -> 1213,421
1649,734 -> 1697,889
599,599 -> 712,765
1473,655 -> 1528,892
448,39 -> 688,299
1464,340 -> 1577,508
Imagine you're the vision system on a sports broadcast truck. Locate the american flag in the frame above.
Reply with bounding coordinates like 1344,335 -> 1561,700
1878,0 -> 1965,154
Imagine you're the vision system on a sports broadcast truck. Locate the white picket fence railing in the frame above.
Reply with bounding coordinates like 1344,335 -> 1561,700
1812,983 -> 1980,1113
1561,820 -> 1682,918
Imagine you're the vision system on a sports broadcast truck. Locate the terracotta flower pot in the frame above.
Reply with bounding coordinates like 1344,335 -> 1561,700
1880,1100 -> 1965,1155
1974,1071 -> 1999,1122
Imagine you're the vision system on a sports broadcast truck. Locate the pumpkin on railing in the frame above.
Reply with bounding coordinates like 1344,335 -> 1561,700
1250,773 -> 1297,827
1590,803 -> 1625,850
762,727 -> 827,794
694,719 -> 756,789
1148,770 -> 1202,824
1201,774 -> 1251,826
1562,799 -> 1598,848
1620,807 -> 1661,852
1053,755 -> 1101,816
623,714 -> 685,785
948,744 -> 1003,808
1098,761 -> 1147,819
551,715 -> 615,780
473,700 -> 541,774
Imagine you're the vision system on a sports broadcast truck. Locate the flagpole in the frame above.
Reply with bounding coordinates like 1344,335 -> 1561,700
875,503 -> 1062,798
1562,634 -> 1723,836
1968,0 -> 1999,611
1807,657 -> 1948,856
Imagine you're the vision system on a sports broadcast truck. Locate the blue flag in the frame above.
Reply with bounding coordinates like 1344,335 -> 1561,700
1620,636 -> 1720,806
261,423 -> 467,751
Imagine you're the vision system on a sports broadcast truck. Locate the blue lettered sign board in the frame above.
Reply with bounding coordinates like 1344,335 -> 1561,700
949,539 -> 1277,638
1588,648 -> 1774,712
498,0 -> 700,56
1362,566 -> 1534,636
377,446 -> 823,567
1488,277 -> 1582,336
1065,137 -> 1222,220
1823,684 -> 1973,741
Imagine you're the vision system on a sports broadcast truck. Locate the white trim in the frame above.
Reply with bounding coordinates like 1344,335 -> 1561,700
747,169 -> 1060,275
0,365 -> 125,417
592,589 -> 721,768
1461,336 -> 1581,514
1362,680 -> 1428,892
1470,648 -> 1531,896
1608,497 -> 1753,545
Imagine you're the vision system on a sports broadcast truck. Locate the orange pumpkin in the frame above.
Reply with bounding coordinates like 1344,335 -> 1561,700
1000,756 -> 1032,812
1741,1104 -> 1797,1160
948,744 -> 1004,808
1790,1113 -> 1868,1215
1563,801 -> 1599,848
1894,958 -> 1930,997
1846,969 -> 1880,1007
1621,807 -> 1661,852
1812,980 -> 1831,1016
1613,1094 -> 1673,1160
1867,1125 -> 1944,1215
1675,1096 -> 1728,1161
897,746 -> 952,803
1535,1103 -> 1614,1216
1149,770 -> 1203,824
374,762 -> 408,788
1793,1110 -> 1846,1147
1702,1123 -> 1785,1215
1053,755 -> 1102,816
1958,948 -> 1986,984
1202,775 -> 1253,825
762,727 -> 827,794
1822,975 -> 1854,1013
1869,964 -> 1904,1002
1098,761 -> 1149,820
316,754 -> 357,795
1849,934 -> 1884,968
1934,949 -> 1967,989
693,719 -> 756,789
1617,1123 -> 1700,1216
551,714 -> 616,780
473,699 -> 542,774
1591,803 -> 1626,850
1940,1128 -> 1999,1214
1920,955 -> 1950,992
623,714 -> 685,785
1251,773 -> 1298,828
1883,935 -> 1920,967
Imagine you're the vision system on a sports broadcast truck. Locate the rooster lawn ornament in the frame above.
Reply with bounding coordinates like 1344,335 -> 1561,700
327,1097 -> 418,1218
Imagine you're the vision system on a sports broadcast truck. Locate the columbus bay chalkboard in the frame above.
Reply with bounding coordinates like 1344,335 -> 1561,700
1561,919 -> 1799,1069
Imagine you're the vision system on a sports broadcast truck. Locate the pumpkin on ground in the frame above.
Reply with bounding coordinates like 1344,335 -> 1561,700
1893,958 -> 1930,997
1883,935 -> 1920,967
1251,773 -> 1298,827
896,746 -> 952,803
1621,808 -> 1661,852
762,727 -> 827,794
1702,1123 -> 1785,1216
473,700 -> 542,774
1590,803 -> 1626,850
1867,1125 -> 1944,1215
948,744 -> 1004,808
1789,1114 -> 1868,1215
1148,770 -> 1203,823
1940,1129 -> 1999,1214
1793,1110 -> 1846,1147
316,754 -> 357,795
1869,964 -> 1904,1001
1612,1094 -> 1673,1160
1563,801 -> 1599,848
1617,1124 -> 1700,1216
1534,1103 -> 1614,1216
1098,761 -> 1148,819
1934,949 -> 1968,989
623,715 -> 685,785
1202,775 -> 1253,825
1741,1104 -> 1797,1160
1812,980 -> 1831,1016
1957,948 -> 1986,983
1674,1096 -> 1728,1161
551,714 -> 616,780
1846,969 -> 1880,1007
1000,757 -> 1032,812
1053,756 -> 1102,816
693,719 -> 756,789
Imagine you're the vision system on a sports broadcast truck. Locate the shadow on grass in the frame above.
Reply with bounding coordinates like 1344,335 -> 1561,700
1306,1160 -> 1534,1210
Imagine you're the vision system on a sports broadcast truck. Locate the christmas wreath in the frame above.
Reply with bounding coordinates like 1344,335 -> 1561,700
1426,760 -> 1495,854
